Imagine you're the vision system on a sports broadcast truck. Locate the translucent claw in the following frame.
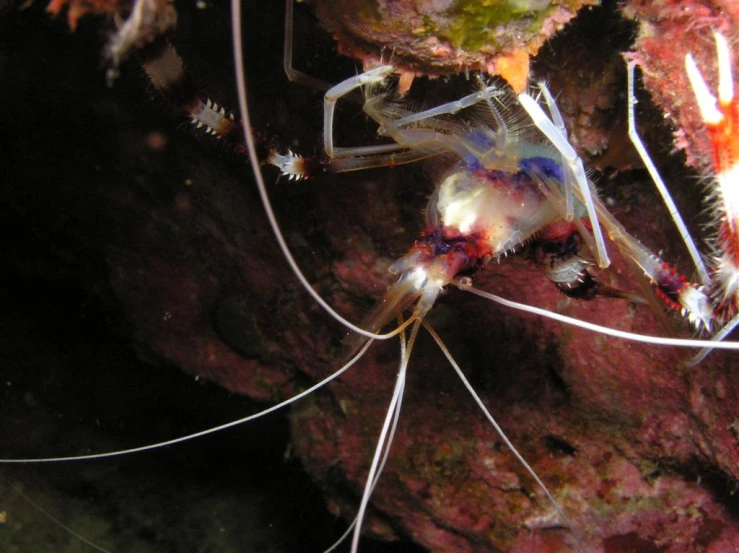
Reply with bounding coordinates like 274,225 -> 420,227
715,32 -> 733,105
518,91 -> 610,268
685,52 -> 723,125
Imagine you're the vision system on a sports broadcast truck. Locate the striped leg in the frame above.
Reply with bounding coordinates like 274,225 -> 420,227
685,33 -> 739,361
686,33 -> 739,321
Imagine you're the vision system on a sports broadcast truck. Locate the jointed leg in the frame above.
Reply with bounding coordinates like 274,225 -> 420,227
685,33 -> 739,319
379,84 -> 516,167
282,0 -> 332,92
537,83 -> 575,219
324,71 -> 507,161
280,75 -> 513,176
474,75 -> 510,164
626,59 -> 710,285
323,66 -> 400,158
518,88 -> 610,268
518,86 -> 716,329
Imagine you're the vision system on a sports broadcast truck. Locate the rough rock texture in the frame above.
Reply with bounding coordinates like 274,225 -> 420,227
3,1 -> 738,552
308,0 -> 598,92
623,0 -> 739,171
530,2 -> 634,165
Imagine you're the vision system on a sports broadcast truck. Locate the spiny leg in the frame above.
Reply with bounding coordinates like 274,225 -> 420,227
685,32 -> 739,361
573,188 -> 715,330
277,78 -> 517,177
524,157 -> 700,322
519,82 -> 719,331
686,33 -> 739,315
377,83 -> 519,169
324,82 -> 519,174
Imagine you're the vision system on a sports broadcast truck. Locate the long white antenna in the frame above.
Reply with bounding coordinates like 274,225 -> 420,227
455,281 -> 739,350
0,339 -> 373,463
423,321 -> 584,553
230,0 -> 397,341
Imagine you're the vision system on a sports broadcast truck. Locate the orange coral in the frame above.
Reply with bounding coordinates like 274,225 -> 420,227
46,0 -> 121,30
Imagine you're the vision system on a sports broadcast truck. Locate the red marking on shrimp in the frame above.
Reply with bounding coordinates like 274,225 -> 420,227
706,93 -> 739,267
538,220 -> 582,241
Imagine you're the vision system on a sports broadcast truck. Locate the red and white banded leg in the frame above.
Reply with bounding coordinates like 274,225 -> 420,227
685,33 -> 739,361
686,33 -> 739,318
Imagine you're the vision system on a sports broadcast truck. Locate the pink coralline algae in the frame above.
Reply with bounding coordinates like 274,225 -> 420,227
286,209 -> 739,552
107,164 -> 739,551
103,101 -> 739,551
622,0 -> 739,170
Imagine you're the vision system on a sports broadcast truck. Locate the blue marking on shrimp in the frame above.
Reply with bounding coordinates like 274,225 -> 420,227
518,156 -> 565,182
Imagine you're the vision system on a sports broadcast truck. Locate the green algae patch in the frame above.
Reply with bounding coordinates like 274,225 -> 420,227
444,0 -> 555,51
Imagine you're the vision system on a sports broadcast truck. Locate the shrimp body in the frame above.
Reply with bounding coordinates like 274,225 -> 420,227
430,163 -> 557,255
273,30 -> 739,551
363,165 -> 553,334
360,142 -> 606,342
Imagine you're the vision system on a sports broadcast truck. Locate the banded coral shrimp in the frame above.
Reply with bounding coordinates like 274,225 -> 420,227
2,1 -> 739,552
